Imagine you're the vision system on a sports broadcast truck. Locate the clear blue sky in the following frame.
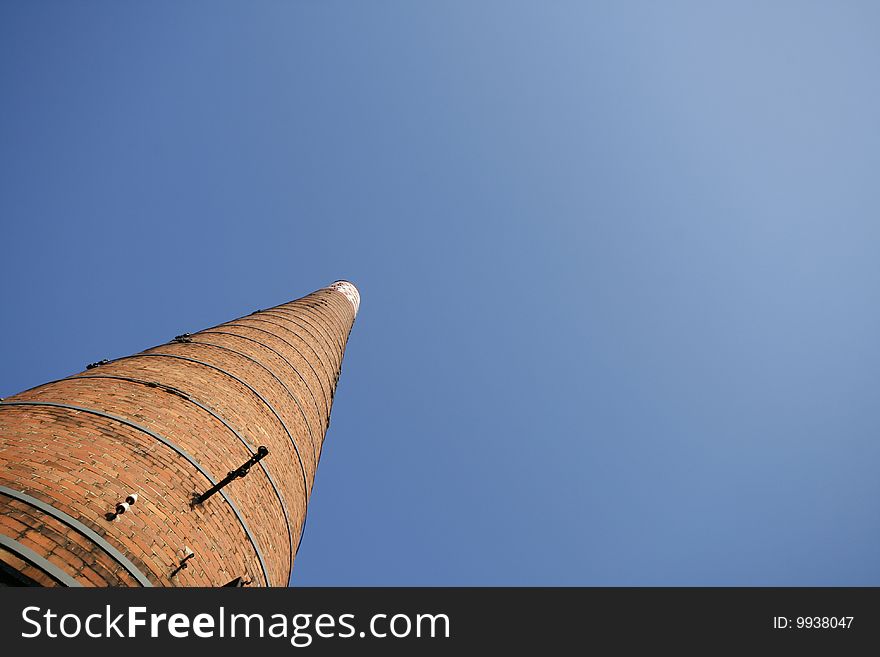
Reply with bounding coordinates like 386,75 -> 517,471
2,2 -> 879,585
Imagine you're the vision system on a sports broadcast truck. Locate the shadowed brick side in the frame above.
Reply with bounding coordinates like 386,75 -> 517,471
0,283 -> 358,586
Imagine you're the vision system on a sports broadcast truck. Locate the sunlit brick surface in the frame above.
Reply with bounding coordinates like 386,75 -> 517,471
0,283 -> 358,586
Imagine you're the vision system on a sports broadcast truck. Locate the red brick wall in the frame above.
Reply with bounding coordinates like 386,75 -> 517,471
0,283 -> 358,586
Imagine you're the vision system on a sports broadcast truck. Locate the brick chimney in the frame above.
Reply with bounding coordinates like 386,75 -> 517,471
0,281 -> 360,586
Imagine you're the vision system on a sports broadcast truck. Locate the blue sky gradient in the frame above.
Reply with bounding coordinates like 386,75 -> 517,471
2,2 -> 879,585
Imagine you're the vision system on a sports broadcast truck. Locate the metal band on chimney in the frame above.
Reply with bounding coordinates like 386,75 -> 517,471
199,324 -> 325,428
268,308 -> 343,368
114,353 -> 311,504
0,534 -> 82,587
282,298 -> 349,347
318,291 -> 358,329
293,296 -> 350,343
0,485 -> 154,587
186,336 -> 319,461
233,314 -> 336,394
254,308 -> 336,382
224,319 -> 332,416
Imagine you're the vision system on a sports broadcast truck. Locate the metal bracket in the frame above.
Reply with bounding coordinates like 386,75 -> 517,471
193,446 -> 269,504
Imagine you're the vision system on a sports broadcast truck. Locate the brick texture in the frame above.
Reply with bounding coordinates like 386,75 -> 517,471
0,282 -> 359,587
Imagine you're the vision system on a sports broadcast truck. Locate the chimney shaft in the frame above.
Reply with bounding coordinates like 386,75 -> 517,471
0,281 -> 359,586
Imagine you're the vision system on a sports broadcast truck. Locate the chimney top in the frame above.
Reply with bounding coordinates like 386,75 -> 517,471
326,280 -> 360,315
